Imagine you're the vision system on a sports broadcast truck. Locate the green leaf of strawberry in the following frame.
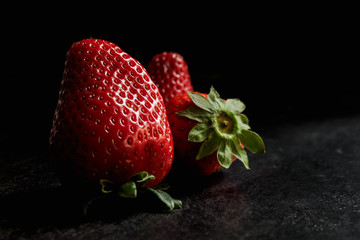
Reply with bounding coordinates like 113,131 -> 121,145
238,129 -> 266,154
84,171 -> 182,215
196,131 -> 222,160
225,98 -> 246,114
177,107 -> 212,122
118,181 -> 137,198
217,140 -> 233,169
229,139 -> 249,169
147,188 -> 183,210
176,86 -> 265,170
187,91 -> 217,113
188,123 -> 212,142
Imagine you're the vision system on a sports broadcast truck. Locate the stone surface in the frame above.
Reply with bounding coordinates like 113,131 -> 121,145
1,116 -> 360,239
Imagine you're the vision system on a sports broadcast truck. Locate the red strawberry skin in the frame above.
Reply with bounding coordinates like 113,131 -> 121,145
167,92 -> 236,175
147,52 -> 193,106
49,39 -> 174,188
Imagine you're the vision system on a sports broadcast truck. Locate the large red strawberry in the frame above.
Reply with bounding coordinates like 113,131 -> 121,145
167,86 -> 265,175
147,52 -> 193,106
49,39 -> 179,208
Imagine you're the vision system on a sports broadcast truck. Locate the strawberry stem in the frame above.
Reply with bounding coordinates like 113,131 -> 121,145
83,172 -> 182,216
177,86 -> 265,169
216,113 -> 234,134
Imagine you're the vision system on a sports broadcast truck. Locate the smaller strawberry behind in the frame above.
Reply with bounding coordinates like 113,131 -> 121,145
167,86 -> 265,176
147,52 -> 193,106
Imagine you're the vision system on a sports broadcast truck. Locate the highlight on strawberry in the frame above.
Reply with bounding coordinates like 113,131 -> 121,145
49,39 -> 181,212
167,87 -> 265,176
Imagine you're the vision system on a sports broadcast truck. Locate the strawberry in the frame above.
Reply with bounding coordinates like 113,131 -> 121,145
49,39 -> 180,209
147,52 -> 193,106
167,86 -> 265,175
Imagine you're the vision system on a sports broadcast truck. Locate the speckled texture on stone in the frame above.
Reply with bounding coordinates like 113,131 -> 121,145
1,116 -> 360,239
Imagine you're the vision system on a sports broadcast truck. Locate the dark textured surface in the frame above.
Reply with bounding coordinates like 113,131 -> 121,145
1,115 -> 360,239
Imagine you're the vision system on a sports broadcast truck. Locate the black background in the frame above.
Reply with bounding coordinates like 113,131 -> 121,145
2,6 -> 358,161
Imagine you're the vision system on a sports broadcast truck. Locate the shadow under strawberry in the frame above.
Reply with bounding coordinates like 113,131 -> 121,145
164,166 -> 227,197
0,184 -> 181,235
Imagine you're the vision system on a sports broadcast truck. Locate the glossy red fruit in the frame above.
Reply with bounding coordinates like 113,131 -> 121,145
147,52 -> 193,106
49,39 -> 174,188
167,87 -> 265,175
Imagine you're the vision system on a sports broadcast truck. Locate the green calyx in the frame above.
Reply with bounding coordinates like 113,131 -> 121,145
83,172 -> 182,215
177,86 -> 265,169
